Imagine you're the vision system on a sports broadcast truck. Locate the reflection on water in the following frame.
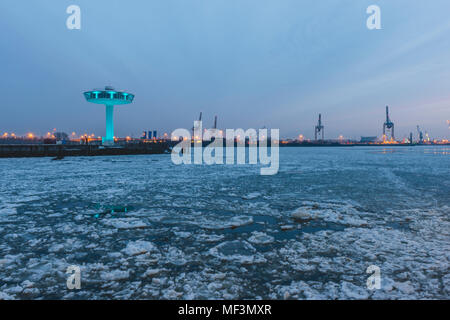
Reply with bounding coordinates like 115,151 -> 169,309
423,147 -> 450,155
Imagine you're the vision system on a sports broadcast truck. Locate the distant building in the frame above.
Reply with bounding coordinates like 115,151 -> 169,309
54,132 -> 69,141
360,136 -> 378,143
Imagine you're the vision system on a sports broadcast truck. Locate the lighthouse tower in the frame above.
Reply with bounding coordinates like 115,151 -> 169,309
83,86 -> 134,145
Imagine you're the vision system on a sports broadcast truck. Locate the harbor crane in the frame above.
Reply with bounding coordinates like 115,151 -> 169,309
210,115 -> 221,138
417,125 -> 424,143
383,106 -> 395,141
192,112 -> 202,136
314,114 -> 324,141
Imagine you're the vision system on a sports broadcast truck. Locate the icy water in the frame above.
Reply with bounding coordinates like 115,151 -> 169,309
0,146 -> 449,299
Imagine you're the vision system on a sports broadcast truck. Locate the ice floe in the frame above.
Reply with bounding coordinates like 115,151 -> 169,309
103,218 -> 148,229
122,240 -> 158,256
0,150 -> 448,299
248,231 -> 274,244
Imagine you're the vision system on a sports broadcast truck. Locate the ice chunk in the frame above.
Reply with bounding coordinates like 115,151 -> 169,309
340,281 -> 369,299
143,268 -> 162,277
122,240 -> 157,256
101,270 -> 130,281
291,208 -> 316,221
0,292 -> 15,300
103,218 -> 147,229
242,192 -> 261,200
228,216 -> 253,229
208,240 -> 266,264
248,231 -> 274,244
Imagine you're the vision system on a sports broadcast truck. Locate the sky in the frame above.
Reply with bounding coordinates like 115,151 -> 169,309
0,0 -> 449,140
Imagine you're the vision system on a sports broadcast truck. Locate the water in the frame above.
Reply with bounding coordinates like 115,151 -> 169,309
0,146 -> 449,299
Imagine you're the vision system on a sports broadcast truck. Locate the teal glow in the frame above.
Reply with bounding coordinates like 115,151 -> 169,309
83,87 -> 135,145
105,104 -> 114,143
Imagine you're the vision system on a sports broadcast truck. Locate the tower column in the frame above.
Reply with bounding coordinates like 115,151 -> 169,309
105,104 -> 114,144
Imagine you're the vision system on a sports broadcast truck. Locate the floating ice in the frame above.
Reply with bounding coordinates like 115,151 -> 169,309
165,247 -> 188,266
208,240 -> 266,264
143,268 -> 162,277
291,208 -> 316,221
248,231 -> 274,244
48,244 -> 64,253
103,218 -> 147,229
0,292 -> 15,300
122,240 -> 157,256
101,270 -> 130,281
0,149 -> 448,299
173,231 -> 191,238
196,233 -> 225,243
242,192 -> 261,200
228,216 -> 253,229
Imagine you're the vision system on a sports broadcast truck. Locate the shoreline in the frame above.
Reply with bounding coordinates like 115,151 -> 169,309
0,141 -> 448,159
0,143 -> 171,158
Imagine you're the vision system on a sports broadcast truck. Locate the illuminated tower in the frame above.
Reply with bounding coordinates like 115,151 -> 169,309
83,86 -> 134,145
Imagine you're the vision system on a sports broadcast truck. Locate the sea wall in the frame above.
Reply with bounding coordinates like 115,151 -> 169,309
0,143 -> 170,158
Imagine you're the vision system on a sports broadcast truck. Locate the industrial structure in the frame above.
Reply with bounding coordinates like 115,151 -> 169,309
383,106 -> 395,141
83,86 -> 135,145
417,125 -> 424,143
314,113 -> 324,141
192,112 -> 202,137
360,136 -> 378,143
213,115 -> 218,130
209,115 -> 221,138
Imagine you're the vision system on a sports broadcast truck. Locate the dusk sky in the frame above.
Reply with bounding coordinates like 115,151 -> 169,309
1,0 -> 449,140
